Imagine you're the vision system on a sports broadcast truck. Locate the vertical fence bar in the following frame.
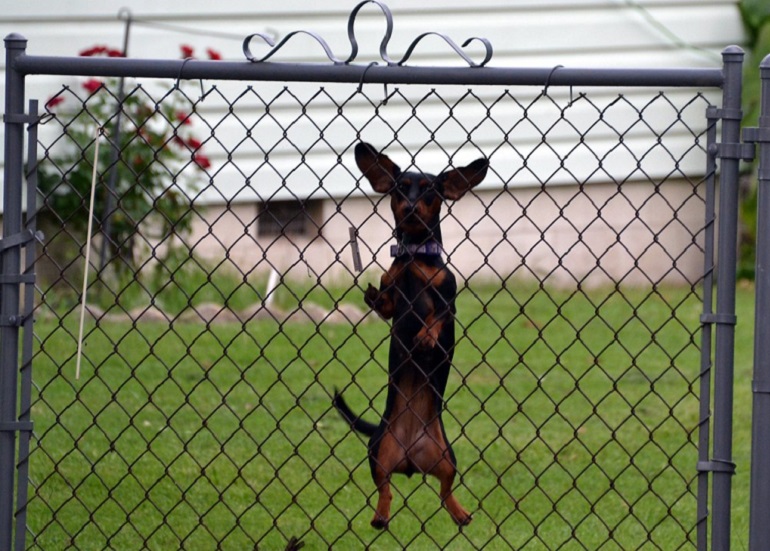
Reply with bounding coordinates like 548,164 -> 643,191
0,33 -> 27,551
710,45 -> 745,551
749,53 -> 770,551
696,106 -> 718,551
98,10 -> 132,270
13,99 -> 39,551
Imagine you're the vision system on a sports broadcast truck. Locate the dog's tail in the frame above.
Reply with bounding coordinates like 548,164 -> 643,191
332,389 -> 378,437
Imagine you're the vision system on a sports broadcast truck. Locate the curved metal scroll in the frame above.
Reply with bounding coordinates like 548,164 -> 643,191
243,31 -> 346,65
346,0 -> 395,65
243,0 -> 493,67
396,34 -> 493,68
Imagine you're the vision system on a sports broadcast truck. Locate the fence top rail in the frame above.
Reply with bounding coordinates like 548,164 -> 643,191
8,39 -> 726,90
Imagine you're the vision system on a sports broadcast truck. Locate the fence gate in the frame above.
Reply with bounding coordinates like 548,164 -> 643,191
0,3 -> 753,550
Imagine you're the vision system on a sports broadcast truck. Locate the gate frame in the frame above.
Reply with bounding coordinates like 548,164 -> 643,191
0,27 -> 750,550
708,46 -> 745,551
0,33 -> 29,551
748,53 -> 770,551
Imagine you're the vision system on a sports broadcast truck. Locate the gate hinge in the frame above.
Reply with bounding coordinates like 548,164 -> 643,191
700,313 -> 737,326
0,314 -> 28,327
0,273 -> 35,284
742,126 -> 770,144
708,141 -> 755,162
753,379 -> 770,394
742,126 -> 770,179
0,229 -> 44,252
3,112 -> 53,128
0,420 -> 33,433
3,113 -> 39,125
697,459 -> 736,475
706,106 -> 743,121
704,106 -> 755,161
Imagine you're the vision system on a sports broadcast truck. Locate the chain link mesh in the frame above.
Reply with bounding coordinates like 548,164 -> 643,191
24,79 -> 713,549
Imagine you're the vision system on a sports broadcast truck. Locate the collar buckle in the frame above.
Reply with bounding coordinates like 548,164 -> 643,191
390,241 -> 443,257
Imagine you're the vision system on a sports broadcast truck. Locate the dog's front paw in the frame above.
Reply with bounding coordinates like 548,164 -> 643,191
414,326 -> 439,350
365,283 -> 395,319
364,284 -> 379,309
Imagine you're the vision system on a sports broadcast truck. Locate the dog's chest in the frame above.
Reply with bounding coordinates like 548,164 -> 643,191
391,260 -> 449,293
390,262 -> 446,312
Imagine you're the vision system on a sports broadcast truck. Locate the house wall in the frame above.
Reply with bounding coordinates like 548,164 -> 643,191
0,1 -> 745,287
183,178 -> 705,288
1,0 -> 746,171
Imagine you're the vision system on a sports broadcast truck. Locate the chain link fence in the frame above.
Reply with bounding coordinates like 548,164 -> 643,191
16,74 -> 715,550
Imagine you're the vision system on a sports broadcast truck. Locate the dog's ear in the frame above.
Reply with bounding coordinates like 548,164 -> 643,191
440,158 -> 489,200
355,142 -> 401,194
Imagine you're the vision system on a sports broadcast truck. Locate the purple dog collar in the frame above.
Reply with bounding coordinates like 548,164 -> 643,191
390,241 -> 443,257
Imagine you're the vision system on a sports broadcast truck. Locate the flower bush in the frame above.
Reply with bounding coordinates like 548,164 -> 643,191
39,44 -> 220,271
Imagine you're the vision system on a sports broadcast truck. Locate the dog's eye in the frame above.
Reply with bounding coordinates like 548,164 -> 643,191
419,184 -> 437,201
396,184 -> 413,198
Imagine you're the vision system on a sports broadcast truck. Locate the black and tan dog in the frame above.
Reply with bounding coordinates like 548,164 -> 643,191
334,142 -> 488,528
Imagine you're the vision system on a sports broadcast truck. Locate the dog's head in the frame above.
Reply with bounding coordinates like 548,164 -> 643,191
354,142 -> 488,236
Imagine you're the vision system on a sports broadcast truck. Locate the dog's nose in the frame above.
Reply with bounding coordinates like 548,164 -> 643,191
407,182 -> 422,204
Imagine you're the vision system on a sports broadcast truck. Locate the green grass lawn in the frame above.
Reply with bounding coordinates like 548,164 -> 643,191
22,280 -> 756,550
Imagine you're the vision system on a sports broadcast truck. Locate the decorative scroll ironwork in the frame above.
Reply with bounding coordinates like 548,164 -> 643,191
242,0 -> 493,67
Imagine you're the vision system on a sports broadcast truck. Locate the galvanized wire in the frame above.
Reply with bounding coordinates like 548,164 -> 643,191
24,80 -> 712,550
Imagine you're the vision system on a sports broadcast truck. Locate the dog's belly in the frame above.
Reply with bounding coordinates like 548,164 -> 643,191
386,381 -> 449,475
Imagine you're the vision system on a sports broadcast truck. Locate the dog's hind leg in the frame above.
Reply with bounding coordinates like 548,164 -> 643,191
412,423 -> 472,526
369,431 -> 406,528
371,468 -> 393,529
431,450 -> 472,526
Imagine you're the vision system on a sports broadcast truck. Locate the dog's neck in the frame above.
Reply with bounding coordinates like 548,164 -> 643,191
392,227 -> 443,258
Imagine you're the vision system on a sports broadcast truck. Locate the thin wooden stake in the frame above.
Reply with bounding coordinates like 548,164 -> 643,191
76,126 -> 104,380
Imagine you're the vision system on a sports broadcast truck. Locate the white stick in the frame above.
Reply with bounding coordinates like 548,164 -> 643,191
75,127 -> 103,380
265,267 -> 280,309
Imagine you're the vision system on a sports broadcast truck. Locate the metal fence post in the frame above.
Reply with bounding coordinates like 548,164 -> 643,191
710,45 -> 745,551
0,33 -> 27,551
748,53 -> 770,551
696,105 -> 719,551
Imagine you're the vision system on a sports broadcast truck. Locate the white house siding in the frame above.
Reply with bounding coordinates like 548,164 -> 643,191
0,1 -> 745,287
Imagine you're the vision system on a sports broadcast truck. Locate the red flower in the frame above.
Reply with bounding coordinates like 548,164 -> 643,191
193,153 -> 211,170
186,137 -> 203,151
180,45 -> 194,59
79,45 -> 124,58
79,45 -> 107,57
45,95 -> 65,109
175,111 -> 192,125
82,79 -> 103,93
206,48 -> 222,61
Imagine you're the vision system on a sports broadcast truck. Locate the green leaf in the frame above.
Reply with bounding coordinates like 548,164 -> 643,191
755,20 -> 770,60
741,0 -> 770,36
